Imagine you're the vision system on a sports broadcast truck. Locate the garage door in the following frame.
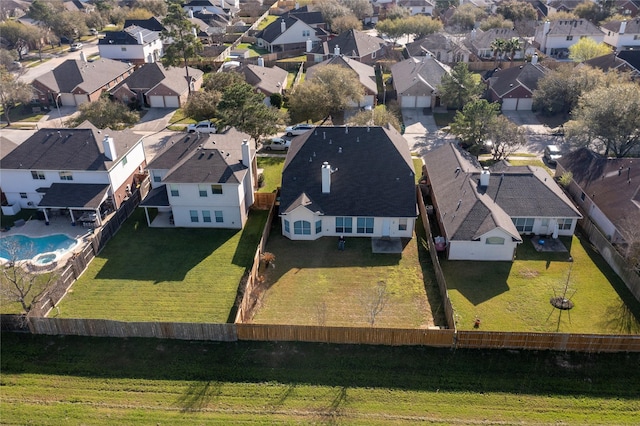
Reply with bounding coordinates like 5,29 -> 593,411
164,96 -> 179,108
74,94 -> 89,105
59,93 -> 75,106
517,98 -> 533,111
416,96 -> 431,108
149,96 -> 165,108
502,98 -> 517,110
401,96 -> 416,108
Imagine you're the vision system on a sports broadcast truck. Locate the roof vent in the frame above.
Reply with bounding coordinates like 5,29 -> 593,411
338,147 -> 342,153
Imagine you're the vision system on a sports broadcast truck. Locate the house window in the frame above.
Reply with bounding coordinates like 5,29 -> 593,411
512,217 -> 534,233
357,217 -> 374,234
486,236 -> 505,245
294,220 -> 311,235
215,210 -> 223,223
558,218 -> 573,230
302,30 -> 310,37
202,210 -> 211,222
59,171 -> 73,181
635,35 -> 640,40
399,218 -> 407,231
20,193 -> 27,199
580,192 -> 586,201
121,155 -> 128,167
335,217 -> 352,233
371,51 -> 376,59
566,35 -> 573,41
170,185 -> 179,197
199,184 -> 208,197
315,219 -> 322,234
190,210 -> 199,222
31,171 -> 45,180
284,219 -> 290,233
211,184 -> 223,194
121,47 -> 127,51
153,173 -> 162,182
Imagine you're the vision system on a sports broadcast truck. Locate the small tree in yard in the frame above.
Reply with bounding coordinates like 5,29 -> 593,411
450,99 -> 500,156
0,68 -> 33,125
437,63 -> 484,110
68,97 -> 140,129
183,90 -> 220,121
488,115 -> 526,161
363,281 -> 390,326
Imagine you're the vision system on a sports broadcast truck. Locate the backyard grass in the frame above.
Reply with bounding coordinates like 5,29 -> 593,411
442,234 -> 640,334
433,111 -> 457,127
256,14 -> 278,30
257,156 -> 285,193
57,208 -> 269,323
250,221 -> 439,328
2,332 -> 640,424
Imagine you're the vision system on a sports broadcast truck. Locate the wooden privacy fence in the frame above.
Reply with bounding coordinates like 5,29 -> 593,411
456,331 -> 640,352
237,323 -> 455,347
28,317 -> 237,341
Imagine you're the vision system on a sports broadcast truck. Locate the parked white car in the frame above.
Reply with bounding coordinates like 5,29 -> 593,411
187,121 -> 217,133
284,123 -> 315,136
70,42 -> 83,51
264,137 -> 291,151
544,144 -> 562,165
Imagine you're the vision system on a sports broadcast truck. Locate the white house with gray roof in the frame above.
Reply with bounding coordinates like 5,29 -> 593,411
390,56 -> 451,109
279,126 -> 417,241
423,143 -> 582,261
98,25 -> 163,65
534,19 -> 605,58
0,122 -> 146,225
140,128 -> 257,229
602,18 -> 640,51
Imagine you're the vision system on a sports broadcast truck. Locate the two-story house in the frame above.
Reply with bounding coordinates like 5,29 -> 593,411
98,25 -> 164,65
140,128 -> 257,229
390,56 -> 451,109
405,32 -> 471,64
0,122 -> 146,225
306,29 -> 388,65
602,18 -> 640,51
534,19 -> 605,58
256,10 -> 329,53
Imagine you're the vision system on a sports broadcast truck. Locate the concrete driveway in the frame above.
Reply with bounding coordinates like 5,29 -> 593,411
133,108 -> 177,132
501,110 -> 563,155
401,108 -> 455,157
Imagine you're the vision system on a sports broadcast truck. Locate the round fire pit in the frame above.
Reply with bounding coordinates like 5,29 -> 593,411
550,296 -> 574,310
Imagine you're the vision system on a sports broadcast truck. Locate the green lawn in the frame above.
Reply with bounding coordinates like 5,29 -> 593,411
251,220 -> 441,328
2,333 -> 639,424
256,14 -> 278,30
443,235 -> 640,333
433,111 -> 457,127
257,156 -> 285,193
57,209 -> 268,323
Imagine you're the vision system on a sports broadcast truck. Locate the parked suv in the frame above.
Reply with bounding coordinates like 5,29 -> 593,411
285,123 -> 315,136
187,121 -> 217,133
544,144 -> 562,165
264,137 -> 291,151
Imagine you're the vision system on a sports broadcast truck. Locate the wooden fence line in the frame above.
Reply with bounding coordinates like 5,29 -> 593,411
578,219 -> 640,302
417,186 -> 456,330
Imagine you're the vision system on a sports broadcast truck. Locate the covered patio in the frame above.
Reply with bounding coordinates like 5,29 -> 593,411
37,183 -> 114,228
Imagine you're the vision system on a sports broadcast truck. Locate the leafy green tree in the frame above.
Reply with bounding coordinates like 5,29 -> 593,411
385,5 -> 410,20
405,15 -> 443,39
69,97 -> 140,129
0,21 -> 36,60
565,80 -> 640,157
161,0 -> 202,96
495,1 -> 537,22
217,82 -> 284,144
505,37 -> 522,61
28,0 -> 62,23
490,38 -> 508,64
49,11 -> 88,43
0,48 -> 18,70
450,99 -> 500,155
375,18 -> 406,45
532,64 -> 604,116
347,106 -> 402,132
182,90 -> 221,121
341,0 -> 373,20
288,64 -> 363,123
270,93 -> 283,109
202,71 -> 245,92
332,14 -> 362,33
569,37 -> 612,62
487,115 -> 526,161
131,0 -> 168,17
547,11 -> 578,20
312,0 -> 351,29
437,62 -> 484,110
449,4 -> 487,31
480,15 -> 514,31
0,68 -> 33,125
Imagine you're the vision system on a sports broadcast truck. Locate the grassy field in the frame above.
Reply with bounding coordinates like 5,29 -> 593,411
257,156 -> 285,193
2,332 -> 639,424
251,219 -> 443,328
57,209 -> 268,323
443,235 -> 640,333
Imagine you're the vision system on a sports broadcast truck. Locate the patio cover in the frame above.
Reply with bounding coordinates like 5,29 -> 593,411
139,184 -> 170,207
37,183 -> 110,209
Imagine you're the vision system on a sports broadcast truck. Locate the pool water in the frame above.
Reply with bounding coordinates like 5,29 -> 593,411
0,234 -> 78,262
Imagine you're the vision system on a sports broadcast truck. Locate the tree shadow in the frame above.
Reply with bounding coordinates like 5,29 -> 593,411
415,220 -> 447,326
598,299 -> 640,334
175,380 -> 222,412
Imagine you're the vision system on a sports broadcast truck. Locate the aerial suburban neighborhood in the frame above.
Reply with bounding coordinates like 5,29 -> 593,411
1,0 -> 639,423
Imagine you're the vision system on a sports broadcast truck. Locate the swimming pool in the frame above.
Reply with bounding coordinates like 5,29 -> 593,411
0,234 -> 78,263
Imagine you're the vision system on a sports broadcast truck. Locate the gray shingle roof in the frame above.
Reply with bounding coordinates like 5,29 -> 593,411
111,63 -> 203,96
99,26 -> 159,46
602,18 -> 640,34
243,64 -> 288,95
405,32 -> 470,57
147,128 -> 253,184
311,29 -> 386,58
38,183 -> 110,209
488,63 -> 547,97
544,19 -> 604,36
33,59 -> 134,94
390,56 -> 450,96
280,126 -> 416,218
1,122 -> 143,172
465,28 -> 522,50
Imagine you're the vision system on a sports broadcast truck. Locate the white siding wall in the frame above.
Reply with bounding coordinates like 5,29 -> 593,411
271,21 -> 320,47
544,34 -> 605,53
108,142 -> 146,192
448,229 -> 518,261
166,182 -> 244,228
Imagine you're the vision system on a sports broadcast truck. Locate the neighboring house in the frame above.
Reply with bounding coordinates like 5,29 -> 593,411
485,60 -> 547,111
390,56 -> 451,109
122,17 -> 165,32
110,63 -> 203,108
63,0 -> 95,13
602,18 -> 640,51
405,32 -> 471,64
279,126 -> 417,241
0,0 -> 28,19
423,143 -> 582,261
184,0 -> 239,14
140,128 -> 257,229
307,29 -> 388,65
241,62 -> 288,103
546,0 -> 583,14
534,19 -> 605,58
98,25 -> 163,65
612,0 -> 640,17
256,10 -> 329,53
31,58 -> 134,107
581,51 -> 640,79
306,55 -> 378,108
555,148 -> 640,246
397,0 -> 435,16
464,28 -> 534,61
0,122 -> 146,223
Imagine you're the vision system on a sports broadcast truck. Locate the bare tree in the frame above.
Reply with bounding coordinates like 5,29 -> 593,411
363,281 -> 390,326
0,241 -> 57,314
315,301 -> 327,326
